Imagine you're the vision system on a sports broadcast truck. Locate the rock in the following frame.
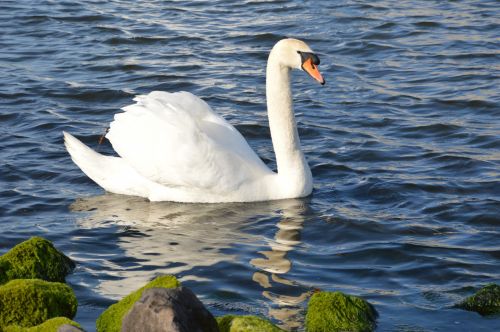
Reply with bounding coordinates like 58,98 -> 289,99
305,291 -> 377,332
456,283 -> 500,316
121,287 -> 218,332
96,275 -> 181,332
0,279 -> 78,328
3,317 -> 84,332
217,315 -> 285,332
0,237 -> 75,285
58,323 -> 86,332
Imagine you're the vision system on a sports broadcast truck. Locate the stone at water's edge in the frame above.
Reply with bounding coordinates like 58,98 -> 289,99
0,237 -> 75,285
305,291 -> 377,332
456,283 -> 500,316
0,279 -> 78,328
3,317 -> 83,332
96,275 -> 181,332
217,315 -> 285,332
57,323 -> 85,332
121,287 -> 219,332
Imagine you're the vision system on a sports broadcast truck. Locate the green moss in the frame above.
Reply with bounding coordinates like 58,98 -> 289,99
0,237 -> 75,285
96,275 -> 180,332
3,317 -> 82,332
305,291 -> 377,332
456,283 -> 500,316
216,315 -> 285,332
0,260 -> 9,285
0,279 -> 77,328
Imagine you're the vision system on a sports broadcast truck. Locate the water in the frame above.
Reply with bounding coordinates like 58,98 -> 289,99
1,0 -> 499,330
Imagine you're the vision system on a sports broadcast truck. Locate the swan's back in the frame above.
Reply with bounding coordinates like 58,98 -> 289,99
105,91 -> 272,195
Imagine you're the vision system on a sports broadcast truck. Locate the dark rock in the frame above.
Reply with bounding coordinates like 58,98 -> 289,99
97,275 -> 180,332
121,287 -> 218,332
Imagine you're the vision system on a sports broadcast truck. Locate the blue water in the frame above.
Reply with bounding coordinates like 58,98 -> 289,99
1,1 -> 499,331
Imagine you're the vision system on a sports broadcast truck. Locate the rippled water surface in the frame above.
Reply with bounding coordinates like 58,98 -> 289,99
1,1 -> 499,331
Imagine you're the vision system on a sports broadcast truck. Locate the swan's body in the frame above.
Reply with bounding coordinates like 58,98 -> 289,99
64,38 -> 324,203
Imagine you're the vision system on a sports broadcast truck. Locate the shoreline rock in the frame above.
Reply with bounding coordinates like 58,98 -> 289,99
96,275 -> 180,332
0,279 -> 77,328
0,237 -> 75,285
3,317 -> 83,332
456,283 -> 500,316
217,315 -> 285,332
3,235 -> 500,331
305,291 -> 377,332
121,287 -> 219,332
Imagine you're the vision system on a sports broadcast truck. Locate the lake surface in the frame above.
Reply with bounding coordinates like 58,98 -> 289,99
1,0 -> 499,331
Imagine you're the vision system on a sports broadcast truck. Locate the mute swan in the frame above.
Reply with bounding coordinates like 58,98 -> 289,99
64,38 -> 324,203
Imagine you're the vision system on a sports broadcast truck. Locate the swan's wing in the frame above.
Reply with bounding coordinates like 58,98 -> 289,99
106,91 -> 272,194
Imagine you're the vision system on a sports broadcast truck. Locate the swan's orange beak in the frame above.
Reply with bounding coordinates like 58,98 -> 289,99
302,58 -> 325,85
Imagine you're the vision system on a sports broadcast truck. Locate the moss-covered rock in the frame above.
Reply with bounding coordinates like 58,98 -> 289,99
3,317 -> 82,332
217,315 -> 285,332
456,283 -> 500,316
96,275 -> 180,332
0,279 -> 78,328
0,237 -> 75,285
305,291 -> 377,332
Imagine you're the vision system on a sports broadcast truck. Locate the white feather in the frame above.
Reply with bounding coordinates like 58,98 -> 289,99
106,91 -> 271,194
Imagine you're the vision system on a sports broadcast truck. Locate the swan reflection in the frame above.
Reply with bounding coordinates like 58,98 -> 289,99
250,200 -> 312,329
71,194 -> 312,330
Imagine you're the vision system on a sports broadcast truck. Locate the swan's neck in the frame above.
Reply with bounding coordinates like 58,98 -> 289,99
266,55 -> 312,195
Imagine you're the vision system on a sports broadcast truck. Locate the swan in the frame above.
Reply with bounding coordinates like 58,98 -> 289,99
64,38 -> 324,203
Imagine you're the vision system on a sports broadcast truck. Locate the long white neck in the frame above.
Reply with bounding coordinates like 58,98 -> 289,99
266,51 -> 312,196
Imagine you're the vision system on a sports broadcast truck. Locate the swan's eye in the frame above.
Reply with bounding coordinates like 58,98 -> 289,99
298,51 -> 321,66
311,53 -> 320,66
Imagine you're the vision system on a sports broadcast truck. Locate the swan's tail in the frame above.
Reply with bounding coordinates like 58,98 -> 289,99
63,131 -> 151,197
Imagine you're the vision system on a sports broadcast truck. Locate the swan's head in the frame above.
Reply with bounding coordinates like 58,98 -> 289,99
271,38 -> 325,85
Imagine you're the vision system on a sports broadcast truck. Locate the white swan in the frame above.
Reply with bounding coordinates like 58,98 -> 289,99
64,38 -> 324,203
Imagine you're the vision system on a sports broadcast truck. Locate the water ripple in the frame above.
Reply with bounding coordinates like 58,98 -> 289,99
0,0 -> 499,331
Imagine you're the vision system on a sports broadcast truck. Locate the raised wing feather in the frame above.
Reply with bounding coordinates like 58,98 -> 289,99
106,91 -> 271,194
